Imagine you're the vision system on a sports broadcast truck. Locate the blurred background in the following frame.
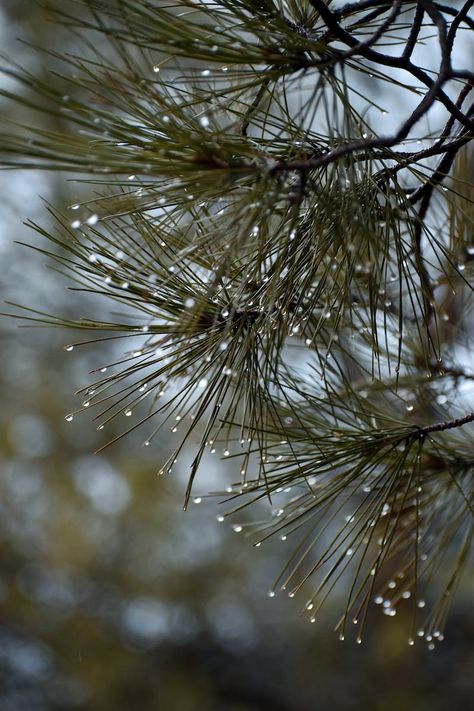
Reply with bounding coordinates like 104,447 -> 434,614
0,2 -> 473,709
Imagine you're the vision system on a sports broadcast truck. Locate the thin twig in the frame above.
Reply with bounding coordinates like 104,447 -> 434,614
419,412 -> 474,435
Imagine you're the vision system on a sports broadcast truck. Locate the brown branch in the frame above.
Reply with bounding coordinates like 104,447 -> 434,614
240,76 -> 272,136
306,0 -> 472,131
333,0 -> 403,64
269,0 -> 473,178
333,0 -> 474,32
418,412 -> 474,436
403,3 -> 425,59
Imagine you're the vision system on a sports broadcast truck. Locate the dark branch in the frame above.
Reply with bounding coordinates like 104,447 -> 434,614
419,412 -> 474,436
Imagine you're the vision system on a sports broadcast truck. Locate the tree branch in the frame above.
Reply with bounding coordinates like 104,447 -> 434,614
419,411 -> 474,436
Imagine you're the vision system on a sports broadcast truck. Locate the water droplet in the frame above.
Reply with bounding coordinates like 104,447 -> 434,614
201,69 -> 211,77
268,590 -> 275,598
193,497 -> 202,504
153,64 -> 160,73
232,524 -> 242,533
71,220 -> 81,229
199,115 -> 210,129
86,214 -> 99,226
216,515 -> 224,523
65,414 -> 74,422
124,409 -> 133,417
65,344 -> 74,352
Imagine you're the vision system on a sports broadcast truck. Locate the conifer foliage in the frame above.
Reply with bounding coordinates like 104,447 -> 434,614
1,1 -> 473,646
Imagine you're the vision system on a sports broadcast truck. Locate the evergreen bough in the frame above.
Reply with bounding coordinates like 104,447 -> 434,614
1,0 -> 473,647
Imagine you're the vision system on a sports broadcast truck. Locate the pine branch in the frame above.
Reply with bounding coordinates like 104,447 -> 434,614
1,0 -> 473,647
418,411 -> 474,435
